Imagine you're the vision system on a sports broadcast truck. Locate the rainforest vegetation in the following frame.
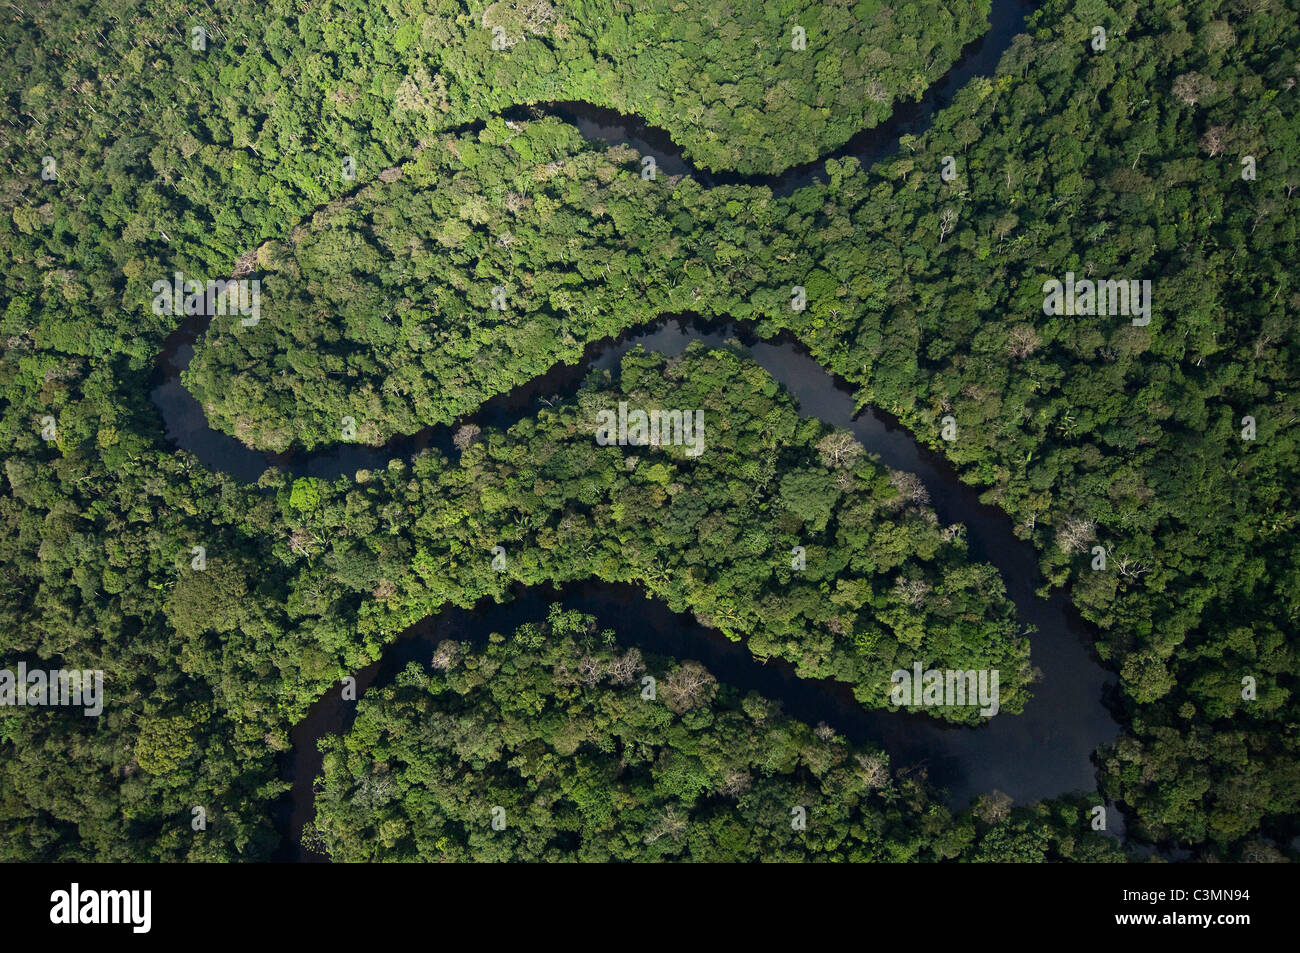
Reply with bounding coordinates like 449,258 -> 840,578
0,0 -> 1297,862
312,605 -> 1121,862
187,343 -> 1037,730
0,343 -> 1031,859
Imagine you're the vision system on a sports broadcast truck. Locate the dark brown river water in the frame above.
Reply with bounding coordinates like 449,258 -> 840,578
259,315 -> 1120,860
146,0 -> 1127,860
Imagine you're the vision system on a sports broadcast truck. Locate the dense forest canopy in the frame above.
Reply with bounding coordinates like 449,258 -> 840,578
313,605 -> 1121,862
0,0 -> 1297,862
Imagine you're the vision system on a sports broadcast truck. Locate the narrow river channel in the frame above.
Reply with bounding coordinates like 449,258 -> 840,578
143,0 -> 1121,860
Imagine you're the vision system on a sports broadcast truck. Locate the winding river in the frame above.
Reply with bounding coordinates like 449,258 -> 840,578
144,0 -> 1127,860
271,318 -> 1121,860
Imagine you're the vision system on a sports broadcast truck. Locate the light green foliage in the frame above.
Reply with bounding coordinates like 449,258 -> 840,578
1,0 -> 1297,862
314,606 -> 1120,862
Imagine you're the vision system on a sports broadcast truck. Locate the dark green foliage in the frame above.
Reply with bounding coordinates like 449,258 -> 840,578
1,0 -> 1298,862
294,344 -> 1033,723
314,605 -> 1122,862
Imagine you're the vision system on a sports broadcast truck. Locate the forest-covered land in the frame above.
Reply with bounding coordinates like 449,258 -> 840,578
0,0 -> 1297,861
313,605 -> 1119,862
